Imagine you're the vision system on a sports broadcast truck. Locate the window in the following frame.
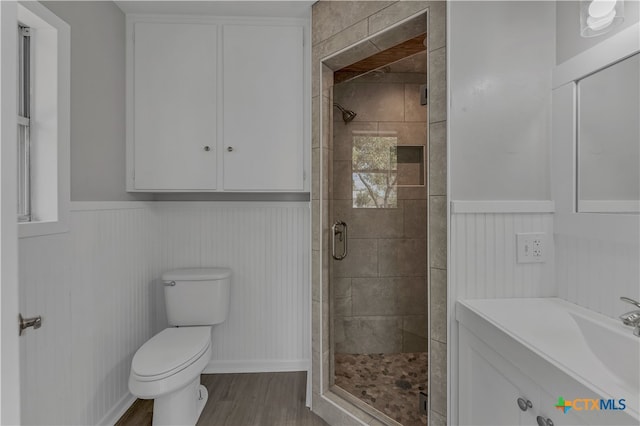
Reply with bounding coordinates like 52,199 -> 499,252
17,2 -> 70,238
351,131 -> 426,209
17,24 -> 31,222
352,134 -> 398,209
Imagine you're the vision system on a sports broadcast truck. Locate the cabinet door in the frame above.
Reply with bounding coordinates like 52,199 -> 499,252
222,25 -> 304,191
133,23 -> 217,190
459,327 -> 539,426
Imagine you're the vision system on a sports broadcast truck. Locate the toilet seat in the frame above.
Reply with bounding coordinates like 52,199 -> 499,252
131,327 -> 211,381
129,326 -> 212,399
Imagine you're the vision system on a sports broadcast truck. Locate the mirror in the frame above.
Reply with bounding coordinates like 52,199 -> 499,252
577,53 -> 640,213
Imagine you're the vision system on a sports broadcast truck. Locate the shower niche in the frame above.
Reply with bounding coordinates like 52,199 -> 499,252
322,11 -> 430,426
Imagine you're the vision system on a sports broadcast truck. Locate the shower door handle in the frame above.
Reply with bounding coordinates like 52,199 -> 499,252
332,221 -> 348,261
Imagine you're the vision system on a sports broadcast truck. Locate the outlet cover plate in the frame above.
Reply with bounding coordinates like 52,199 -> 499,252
516,233 -> 546,263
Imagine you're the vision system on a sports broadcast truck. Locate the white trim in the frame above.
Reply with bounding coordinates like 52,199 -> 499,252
70,201 -> 153,212
17,1 -> 70,239
203,359 -> 310,374
126,14 -> 308,27
578,200 -> 640,213
553,23 -> 640,88
156,200 -> 310,208
1,2 -> 22,423
69,201 -> 313,212
450,200 -> 555,214
97,392 -> 136,426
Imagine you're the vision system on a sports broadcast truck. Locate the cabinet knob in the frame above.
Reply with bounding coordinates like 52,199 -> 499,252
227,146 -> 234,152
536,416 -> 554,426
203,146 -> 211,152
517,398 -> 533,411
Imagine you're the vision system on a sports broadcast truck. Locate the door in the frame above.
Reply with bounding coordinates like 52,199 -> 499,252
0,1 -> 22,423
133,22 -> 218,190
222,24 -> 304,191
459,327 -> 539,426
328,48 -> 429,425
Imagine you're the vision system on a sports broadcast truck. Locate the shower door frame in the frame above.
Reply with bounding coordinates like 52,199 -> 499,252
310,5 -> 449,425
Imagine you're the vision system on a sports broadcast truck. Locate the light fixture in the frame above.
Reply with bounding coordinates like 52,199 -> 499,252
581,0 -> 625,37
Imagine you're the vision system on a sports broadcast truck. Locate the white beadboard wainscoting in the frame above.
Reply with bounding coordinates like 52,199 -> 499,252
19,202 -> 160,426
448,201 -> 556,426
18,201 -> 311,425
157,202 -> 311,374
556,233 -> 640,320
450,203 -> 556,300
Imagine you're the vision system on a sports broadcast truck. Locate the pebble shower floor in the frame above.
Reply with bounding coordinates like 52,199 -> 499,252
334,352 -> 428,426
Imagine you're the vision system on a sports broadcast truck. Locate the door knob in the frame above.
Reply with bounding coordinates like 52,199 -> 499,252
227,146 -> 234,152
203,146 -> 211,152
19,313 -> 42,336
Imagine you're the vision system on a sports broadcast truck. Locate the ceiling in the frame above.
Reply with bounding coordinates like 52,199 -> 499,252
114,1 -> 313,18
334,34 -> 426,84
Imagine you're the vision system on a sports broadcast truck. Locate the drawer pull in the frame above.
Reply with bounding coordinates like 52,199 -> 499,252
536,416 -> 554,426
517,397 -> 533,411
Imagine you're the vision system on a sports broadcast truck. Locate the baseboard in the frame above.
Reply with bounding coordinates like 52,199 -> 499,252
203,359 -> 310,374
98,392 -> 137,426
306,369 -> 312,408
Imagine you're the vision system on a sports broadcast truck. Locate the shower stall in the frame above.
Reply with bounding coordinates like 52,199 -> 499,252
318,14 -> 431,425
311,4 -> 448,423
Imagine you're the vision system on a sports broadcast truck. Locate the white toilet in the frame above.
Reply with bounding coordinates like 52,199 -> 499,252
129,267 -> 231,426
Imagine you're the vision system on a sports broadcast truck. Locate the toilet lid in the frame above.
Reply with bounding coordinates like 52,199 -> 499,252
132,327 -> 211,380
162,268 -> 231,281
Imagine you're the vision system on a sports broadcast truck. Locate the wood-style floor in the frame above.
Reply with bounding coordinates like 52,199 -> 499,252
116,372 -> 328,426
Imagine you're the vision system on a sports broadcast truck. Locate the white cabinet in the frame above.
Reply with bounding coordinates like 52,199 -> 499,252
457,311 -> 638,426
132,22 -> 218,191
459,327 -> 540,426
222,25 -> 304,191
127,18 -> 308,192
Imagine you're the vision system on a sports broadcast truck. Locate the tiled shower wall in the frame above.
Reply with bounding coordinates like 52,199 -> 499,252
332,65 -> 429,355
311,2 -> 447,425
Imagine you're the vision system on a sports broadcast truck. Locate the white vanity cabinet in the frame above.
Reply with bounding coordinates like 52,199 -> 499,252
457,300 -> 638,426
459,327 -> 540,426
126,17 -> 307,192
458,326 -> 607,426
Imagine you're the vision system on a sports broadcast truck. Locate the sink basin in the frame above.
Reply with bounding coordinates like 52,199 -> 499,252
570,311 -> 640,391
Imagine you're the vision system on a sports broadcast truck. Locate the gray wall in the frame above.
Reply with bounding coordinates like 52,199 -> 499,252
450,1 -> 555,201
557,0 -> 640,65
44,1 -> 151,201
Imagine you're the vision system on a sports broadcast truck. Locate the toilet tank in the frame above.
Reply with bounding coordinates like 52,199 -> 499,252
162,268 -> 231,326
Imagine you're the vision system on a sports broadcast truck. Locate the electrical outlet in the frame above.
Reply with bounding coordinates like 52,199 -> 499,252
516,233 -> 546,263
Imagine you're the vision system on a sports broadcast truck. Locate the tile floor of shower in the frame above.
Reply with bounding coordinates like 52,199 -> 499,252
334,352 -> 428,426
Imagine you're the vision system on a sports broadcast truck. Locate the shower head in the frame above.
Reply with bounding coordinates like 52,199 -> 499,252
333,103 -> 357,123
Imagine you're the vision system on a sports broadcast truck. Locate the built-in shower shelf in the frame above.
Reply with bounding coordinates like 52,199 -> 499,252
396,145 -> 425,187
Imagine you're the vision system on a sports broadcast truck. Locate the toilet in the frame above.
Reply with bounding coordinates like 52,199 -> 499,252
129,267 -> 231,426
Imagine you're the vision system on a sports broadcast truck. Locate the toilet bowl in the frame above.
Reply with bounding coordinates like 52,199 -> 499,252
130,327 -> 212,424
129,268 -> 231,426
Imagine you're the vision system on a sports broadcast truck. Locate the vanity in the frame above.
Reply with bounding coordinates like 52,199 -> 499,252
457,298 -> 640,426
